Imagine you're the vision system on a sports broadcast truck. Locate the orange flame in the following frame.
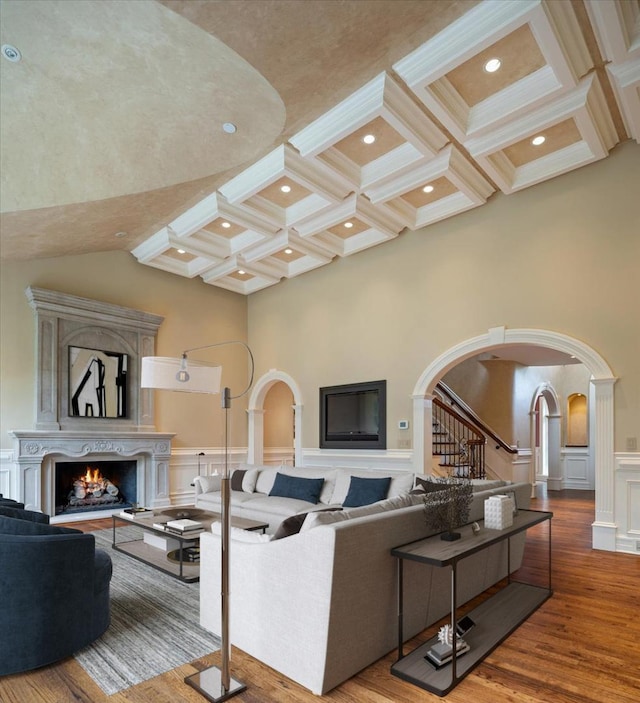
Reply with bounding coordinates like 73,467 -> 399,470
83,467 -> 103,483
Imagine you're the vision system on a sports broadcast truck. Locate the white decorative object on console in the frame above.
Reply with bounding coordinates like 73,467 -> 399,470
484,494 -> 514,530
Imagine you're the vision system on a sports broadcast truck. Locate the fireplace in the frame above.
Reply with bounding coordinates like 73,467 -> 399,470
9,289 -> 174,521
10,431 -> 174,521
55,460 -> 137,516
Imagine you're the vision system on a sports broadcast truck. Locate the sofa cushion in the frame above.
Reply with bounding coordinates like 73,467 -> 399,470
301,492 -> 416,531
269,473 -> 325,504
211,521 -> 272,543
240,494 -> 318,517
343,476 -> 391,508
272,507 -> 343,540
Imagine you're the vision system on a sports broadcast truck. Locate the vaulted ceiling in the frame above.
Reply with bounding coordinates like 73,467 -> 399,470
1,0 -> 638,294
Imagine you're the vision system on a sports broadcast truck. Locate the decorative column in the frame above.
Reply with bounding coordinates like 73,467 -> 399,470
591,378 -> 617,551
413,394 -> 432,475
546,413 -> 563,491
246,408 -> 265,465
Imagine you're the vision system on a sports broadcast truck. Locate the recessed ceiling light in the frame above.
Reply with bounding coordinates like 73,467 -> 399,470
344,222 -> 353,229
280,185 -> 292,193
532,135 -> 546,146
363,134 -> 376,144
114,231 -> 128,238
484,58 -> 501,73
284,248 -> 293,254
422,185 -> 434,193
222,122 -> 237,134
1,44 -> 21,63
221,221 -> 231,228
238,269 -> 245,275
177,249 -> 186,254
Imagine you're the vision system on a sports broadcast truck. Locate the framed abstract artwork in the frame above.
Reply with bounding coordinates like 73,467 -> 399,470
69,346 -> 128,418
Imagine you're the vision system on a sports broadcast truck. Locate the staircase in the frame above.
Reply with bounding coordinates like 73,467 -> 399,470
432,396 -> 486,479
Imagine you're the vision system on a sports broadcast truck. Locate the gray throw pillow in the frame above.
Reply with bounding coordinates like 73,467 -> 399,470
231,469 -> 246,492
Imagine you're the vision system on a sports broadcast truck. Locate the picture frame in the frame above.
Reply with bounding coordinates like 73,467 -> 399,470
69,346 -> 128,418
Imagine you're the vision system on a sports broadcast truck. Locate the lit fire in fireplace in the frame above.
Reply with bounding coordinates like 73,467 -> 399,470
68,466 -> 122,508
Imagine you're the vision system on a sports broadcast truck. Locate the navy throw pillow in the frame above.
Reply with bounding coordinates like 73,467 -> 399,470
269,473 -> 325,504
343,476 -> 392,508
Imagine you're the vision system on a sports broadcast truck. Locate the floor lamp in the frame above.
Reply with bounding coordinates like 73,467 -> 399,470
141,340 -> 254,703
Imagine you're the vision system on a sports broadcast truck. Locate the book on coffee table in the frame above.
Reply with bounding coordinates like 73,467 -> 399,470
120,507 -> 154,519
165,518 -> 204,532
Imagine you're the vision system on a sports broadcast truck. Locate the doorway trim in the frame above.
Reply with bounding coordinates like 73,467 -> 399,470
411,326 -> 617,551
247,370 -> 303,467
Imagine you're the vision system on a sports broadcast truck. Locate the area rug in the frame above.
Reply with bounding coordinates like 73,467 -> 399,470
74,527 -> 220,695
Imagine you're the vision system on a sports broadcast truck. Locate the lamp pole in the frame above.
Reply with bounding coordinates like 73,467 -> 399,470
142,341 -> 253,702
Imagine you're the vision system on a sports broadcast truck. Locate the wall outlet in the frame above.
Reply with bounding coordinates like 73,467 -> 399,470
398,438 -> 412,449
626,437 -> 637,451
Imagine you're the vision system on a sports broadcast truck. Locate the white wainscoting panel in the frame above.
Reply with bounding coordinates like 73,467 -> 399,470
615,452 -> 640,554
562,447 -> 592,490
0,450 -> 14,499
301,448 -> 414,472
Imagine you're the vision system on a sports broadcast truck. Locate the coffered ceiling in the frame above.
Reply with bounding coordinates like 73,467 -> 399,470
1,0 -> 638,294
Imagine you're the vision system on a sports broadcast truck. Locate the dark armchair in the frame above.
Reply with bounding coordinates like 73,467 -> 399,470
0,512 -> 112,676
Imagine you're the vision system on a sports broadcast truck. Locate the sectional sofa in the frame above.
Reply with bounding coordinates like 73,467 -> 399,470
197,465 -> 531,694
194,465 -> 421,532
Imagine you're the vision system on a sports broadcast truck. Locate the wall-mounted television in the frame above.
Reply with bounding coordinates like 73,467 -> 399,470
319,380 -> 386,450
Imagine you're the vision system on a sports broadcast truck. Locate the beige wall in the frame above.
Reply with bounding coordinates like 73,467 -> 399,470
247,140 -> 640,453
443,359 -> 518,443
264,381 -> 294,448
0,251 -> 248,450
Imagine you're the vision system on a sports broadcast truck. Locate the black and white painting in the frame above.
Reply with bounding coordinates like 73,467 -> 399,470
69,347 -> 128,418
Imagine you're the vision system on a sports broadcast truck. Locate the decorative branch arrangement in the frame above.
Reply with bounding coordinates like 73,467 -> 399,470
422,477 -> 474,541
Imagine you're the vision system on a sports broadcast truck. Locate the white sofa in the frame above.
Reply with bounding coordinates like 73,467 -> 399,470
194,465 -> 417,533
199,473 -> 531,695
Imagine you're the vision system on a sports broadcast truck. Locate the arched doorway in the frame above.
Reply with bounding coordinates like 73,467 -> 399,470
247,370 -> 303,467
530,383 -> 562,491
411,326 -> 617,551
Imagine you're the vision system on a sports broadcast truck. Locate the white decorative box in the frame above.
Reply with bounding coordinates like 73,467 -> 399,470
484,495 -> 514,530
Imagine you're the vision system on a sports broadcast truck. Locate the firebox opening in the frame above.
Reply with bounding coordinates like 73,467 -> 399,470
55,460 -> 137,516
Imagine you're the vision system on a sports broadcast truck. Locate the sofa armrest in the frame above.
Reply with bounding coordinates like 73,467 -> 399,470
193,474 -> 221,495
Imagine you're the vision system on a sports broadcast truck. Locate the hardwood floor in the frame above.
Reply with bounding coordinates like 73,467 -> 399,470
1,491 -> 638,703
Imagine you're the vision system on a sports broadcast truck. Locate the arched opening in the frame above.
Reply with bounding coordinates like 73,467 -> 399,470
263,381 -> 295,466
411,326 -> 617,551
247,370 -> 303,468
567,393 -> 588,447
530,383 -> 562,491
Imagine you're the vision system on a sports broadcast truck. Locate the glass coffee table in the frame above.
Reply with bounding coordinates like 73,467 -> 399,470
112,507 -> 268,582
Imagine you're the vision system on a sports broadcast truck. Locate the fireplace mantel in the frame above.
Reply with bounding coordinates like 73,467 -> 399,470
10,430 -> 174,517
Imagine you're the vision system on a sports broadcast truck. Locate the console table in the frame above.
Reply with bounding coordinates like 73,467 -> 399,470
391,509 -> 552,696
